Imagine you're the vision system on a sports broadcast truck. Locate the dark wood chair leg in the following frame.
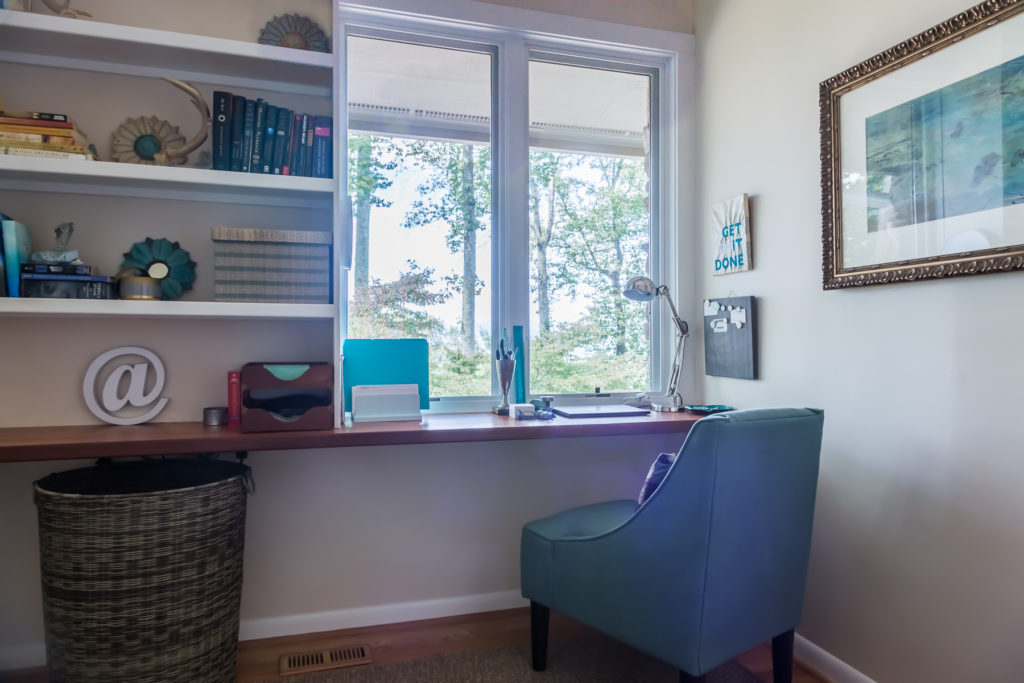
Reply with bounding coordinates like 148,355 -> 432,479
530,601 -> 550,671
771,628 -> 795,683
680,671 -> 706,682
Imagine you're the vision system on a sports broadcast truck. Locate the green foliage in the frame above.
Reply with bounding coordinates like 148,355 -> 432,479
402,141 -> 491,251
348,134 -> 400,208
530,318 -> 647,395
348,261 -> 450,340
346,132 -> 652,400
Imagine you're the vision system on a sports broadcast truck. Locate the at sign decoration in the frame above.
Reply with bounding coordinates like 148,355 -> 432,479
83,346 -> 169,425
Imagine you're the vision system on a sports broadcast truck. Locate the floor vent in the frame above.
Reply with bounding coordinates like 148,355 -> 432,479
279,643 -> 372,675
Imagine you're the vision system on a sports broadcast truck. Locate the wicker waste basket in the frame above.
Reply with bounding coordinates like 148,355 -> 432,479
34,458 -> 251,683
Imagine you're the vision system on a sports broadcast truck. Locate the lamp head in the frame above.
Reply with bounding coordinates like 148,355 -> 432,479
623,276 -> 658,302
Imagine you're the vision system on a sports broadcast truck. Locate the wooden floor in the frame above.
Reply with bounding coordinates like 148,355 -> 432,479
0,608 -> 828,682
236,608 -> 827,683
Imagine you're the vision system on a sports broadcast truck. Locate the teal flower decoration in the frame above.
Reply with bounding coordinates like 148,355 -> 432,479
121,237 -> 197,300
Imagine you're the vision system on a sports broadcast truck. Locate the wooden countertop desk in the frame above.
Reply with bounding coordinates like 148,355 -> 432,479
0,411 -> 701,464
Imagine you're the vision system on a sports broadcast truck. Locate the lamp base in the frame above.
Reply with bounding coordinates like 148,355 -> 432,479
651,403 -> 687,413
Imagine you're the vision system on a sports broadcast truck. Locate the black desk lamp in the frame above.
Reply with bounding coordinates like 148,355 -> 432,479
622,276 -> 688,412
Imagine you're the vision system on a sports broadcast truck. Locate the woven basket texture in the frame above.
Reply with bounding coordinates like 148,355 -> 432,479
34,460 -> 250,683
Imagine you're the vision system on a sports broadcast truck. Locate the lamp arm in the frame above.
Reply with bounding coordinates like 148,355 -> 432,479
665,326 -> 687,405
657,286 -> 688,406
657,286 -> 689,337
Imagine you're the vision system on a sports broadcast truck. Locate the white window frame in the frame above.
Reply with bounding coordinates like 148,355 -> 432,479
336,0 -> 695,413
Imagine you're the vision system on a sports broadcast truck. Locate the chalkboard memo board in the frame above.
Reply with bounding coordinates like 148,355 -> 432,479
703,296 -> 757,379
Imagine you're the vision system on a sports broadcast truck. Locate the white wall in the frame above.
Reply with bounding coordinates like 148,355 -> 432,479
694,1 -> 1024,681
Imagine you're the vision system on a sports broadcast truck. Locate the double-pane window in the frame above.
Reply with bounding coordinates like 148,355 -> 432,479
341,8 -> 673,406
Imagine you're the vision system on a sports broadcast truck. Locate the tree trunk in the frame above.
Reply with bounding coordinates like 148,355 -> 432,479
531,174 -> 553,334
353,136 -> 372,292
460,144 -> 478,354
612,238 -> 626,356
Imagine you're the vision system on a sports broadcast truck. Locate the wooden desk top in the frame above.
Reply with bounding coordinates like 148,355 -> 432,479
0,411 -> 700,463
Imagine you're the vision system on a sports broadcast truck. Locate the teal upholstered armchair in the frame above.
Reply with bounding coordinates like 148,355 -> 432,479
521,408 -> 824,682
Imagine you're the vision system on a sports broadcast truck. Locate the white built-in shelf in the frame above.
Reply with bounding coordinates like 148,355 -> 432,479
0,297 -> 336,320
0,10 -> 334,96
0,156 -> 335,207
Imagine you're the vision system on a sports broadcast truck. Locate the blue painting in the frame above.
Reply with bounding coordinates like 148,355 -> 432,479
865,53 -> 1024,233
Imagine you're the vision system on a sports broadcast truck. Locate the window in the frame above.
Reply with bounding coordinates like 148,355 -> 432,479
345,36 -> 494,398
340,3 -> 689,408
527,58 -> 656,395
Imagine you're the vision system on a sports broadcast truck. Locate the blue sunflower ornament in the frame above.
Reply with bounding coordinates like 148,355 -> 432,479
120,237 -> 196,300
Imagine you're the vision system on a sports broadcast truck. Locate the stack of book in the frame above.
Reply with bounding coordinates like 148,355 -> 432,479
0,109 -> 96,161
211,91 -> 332,178
19,262 -> 114,299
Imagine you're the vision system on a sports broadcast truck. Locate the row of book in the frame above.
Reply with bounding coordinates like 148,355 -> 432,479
211,91 -> 332,178
0,214 -> 112,299
0,109 -> 97,161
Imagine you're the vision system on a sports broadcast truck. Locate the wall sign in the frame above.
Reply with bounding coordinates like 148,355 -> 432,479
83,346 -> 169,425
712,194 -> 751,275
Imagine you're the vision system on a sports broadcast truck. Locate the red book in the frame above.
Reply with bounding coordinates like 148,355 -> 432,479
227,370 -> 241,424
0,115 -> 73,129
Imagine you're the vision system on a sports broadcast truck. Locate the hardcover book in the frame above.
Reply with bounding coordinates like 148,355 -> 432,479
284,112 -> 301,175
0,131 -> 76,145
302,114 -> 315,176
0,146 -> 91,160
295,113 -> 310,177
272,107 -> 291,175
21,262 -> 92,275
249,98 -> 267,174
229,94 -> 246,172
0,116 -> 73,129
0,109 -> 69,123
260,105 -> 278,174
239,99 -> 255,173
312,116 -> 332,179
20,272 -> 110,282
0,122 -> 77,136
211,90 -> 233,171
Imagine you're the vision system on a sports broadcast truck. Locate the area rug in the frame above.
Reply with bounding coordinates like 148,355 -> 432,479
259,635 -> 759,682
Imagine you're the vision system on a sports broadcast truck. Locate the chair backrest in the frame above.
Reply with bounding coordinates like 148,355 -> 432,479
635,407 -> 824,670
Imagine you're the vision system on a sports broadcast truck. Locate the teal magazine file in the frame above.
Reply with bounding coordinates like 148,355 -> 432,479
342,339 -> 430,411
1,219 -> 31,297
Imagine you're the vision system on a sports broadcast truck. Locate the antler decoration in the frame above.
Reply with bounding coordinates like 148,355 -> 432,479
154,77 -> 210,166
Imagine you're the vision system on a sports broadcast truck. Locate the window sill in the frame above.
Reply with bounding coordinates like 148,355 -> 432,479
0,411 -> 700,464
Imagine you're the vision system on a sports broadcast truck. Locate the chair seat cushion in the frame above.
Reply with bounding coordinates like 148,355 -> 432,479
523,500 -> 637,541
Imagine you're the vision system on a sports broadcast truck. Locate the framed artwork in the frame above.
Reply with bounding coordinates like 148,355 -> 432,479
821,1 -> 1024,289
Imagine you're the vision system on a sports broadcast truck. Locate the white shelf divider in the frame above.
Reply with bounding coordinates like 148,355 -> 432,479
0,9 -> 333,96
0,297 -> 336,321
0,156 -> 335,207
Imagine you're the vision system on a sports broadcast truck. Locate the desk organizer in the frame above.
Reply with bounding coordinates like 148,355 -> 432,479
211,226 -> 332,304
240,362 -> 333,432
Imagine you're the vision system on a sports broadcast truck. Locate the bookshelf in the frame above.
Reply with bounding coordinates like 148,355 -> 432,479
0,1 -> 344,427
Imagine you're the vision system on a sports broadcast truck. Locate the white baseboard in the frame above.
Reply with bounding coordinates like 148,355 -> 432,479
0,643 -> 46,671
796,634 -> 876,683
238,589 -> 529,641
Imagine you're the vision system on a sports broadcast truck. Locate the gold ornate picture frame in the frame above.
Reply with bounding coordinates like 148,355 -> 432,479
821,0 -> 1024,289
